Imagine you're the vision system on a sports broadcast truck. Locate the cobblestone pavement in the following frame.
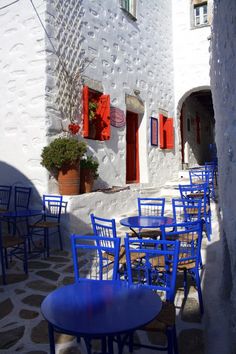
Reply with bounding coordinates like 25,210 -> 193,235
0,175 -> 219,354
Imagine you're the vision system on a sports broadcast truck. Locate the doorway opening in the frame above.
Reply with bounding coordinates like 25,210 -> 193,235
179,89 -> 215,168
126,111 -> 140,183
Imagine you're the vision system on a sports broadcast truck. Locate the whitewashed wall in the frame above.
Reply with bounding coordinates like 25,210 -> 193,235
210,0 -> 236,351
0,0 -> 48,200
172,0 -> 212,164
47,0 -> 179,191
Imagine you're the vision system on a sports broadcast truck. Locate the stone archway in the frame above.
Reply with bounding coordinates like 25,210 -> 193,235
177,87 -> 215,168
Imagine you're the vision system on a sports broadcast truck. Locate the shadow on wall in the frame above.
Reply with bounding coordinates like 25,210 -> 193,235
0,161 -> 42,209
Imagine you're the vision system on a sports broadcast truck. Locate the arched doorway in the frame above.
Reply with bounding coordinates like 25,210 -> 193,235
179,89 -> 215,168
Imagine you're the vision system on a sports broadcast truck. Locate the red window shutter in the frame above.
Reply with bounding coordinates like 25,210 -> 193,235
96,95 -> 110,140
166,118 -> 174,149
83,86 -> 89,138
159,114 -> 174,149
159,114 -> 165,149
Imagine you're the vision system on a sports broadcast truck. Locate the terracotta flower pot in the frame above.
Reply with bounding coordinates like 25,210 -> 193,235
58,165 -> 80,195
80,168 -> 94,193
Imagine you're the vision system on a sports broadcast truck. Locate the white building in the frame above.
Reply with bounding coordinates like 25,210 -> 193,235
0,0 -> 214,234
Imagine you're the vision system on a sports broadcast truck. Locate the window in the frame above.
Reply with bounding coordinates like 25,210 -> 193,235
193,2 -> 208,27
159,114 -> 174,149
83,86 -> 110,141
120,0 -> 137,19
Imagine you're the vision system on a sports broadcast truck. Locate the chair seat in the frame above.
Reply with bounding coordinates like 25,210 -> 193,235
178,252 -> 196,270
2,235 -> 24,248
0,208 -> 8,212
142,301 -> 175,332
30,221 -> 60,228
105,245 -> 146,265
129,229 -> 162,239
166,232 -> 198,242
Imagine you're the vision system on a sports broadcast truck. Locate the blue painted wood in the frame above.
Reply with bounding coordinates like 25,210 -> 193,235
41,281 -> 162,352
120,215 -> 174,229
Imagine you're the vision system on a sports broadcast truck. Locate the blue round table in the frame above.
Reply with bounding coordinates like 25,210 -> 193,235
41,281 -> 162,353
120,216 -> 174,237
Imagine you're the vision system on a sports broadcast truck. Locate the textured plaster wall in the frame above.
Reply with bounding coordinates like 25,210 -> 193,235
173,0 -> 212,101
172,0 -> 212,163
210,0 -> 236,350
46,0 -> 179,191
0,0 -> 48,197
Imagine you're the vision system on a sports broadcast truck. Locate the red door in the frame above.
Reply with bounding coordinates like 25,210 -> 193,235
126,111 -> 139,183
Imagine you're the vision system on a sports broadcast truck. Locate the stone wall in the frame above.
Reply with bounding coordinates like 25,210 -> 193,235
46,0 -> 179,190
0,0 -> 48,197
210,0 -> 236,351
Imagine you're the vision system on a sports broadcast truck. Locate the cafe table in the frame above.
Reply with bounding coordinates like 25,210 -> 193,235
41,280 -> 162,354
120,215 -> 174,237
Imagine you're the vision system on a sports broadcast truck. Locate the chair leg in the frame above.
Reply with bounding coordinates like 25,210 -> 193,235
167,328 -> 174,354
194,270 -> 204,314
58,226 -> 63,251
172,325 -> 179,354
23,239 -> 28,274
0,246 -> 6,285
183,269 -> 188,298
4,248 -> 8,269
44,228 -> 50,258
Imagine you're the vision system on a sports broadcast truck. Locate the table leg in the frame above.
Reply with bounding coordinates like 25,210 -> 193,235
107,336 -> 114,354
48,322 -> 55,354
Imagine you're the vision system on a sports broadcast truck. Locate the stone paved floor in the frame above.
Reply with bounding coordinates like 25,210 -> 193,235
0,174 -> 219,354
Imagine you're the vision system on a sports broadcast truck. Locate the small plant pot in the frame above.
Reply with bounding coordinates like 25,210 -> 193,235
80,168 -> 94,193
58,165 -> 80,195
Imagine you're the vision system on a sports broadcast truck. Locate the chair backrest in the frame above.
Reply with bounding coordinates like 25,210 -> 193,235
71,234 -> 120,282
124,237 -> 180,302
172,198 -> 202,224
14,186 -> 31,210
43,195 -> 63,221
161,220 -> 203,271
179,183 -> 210,209
90,213 -> 117,243
189,169 -> 211,186
137,197 -> 165,217
0,186 -> 12,212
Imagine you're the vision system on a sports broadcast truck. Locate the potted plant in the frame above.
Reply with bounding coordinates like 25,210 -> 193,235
41,137 -> 87,195
80,155 -> 99,193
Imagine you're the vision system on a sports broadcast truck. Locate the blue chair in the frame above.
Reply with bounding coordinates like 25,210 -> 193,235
172,198 -> 202,224
71,235 -> 121,282
90,214 -> 126,278
205,161 -> 218,190
0,218 -> 28,285
138,197 -> 165,216
124,237 -> 180,354
29,195 -> 63,257
189,168 -> 215,200
161,220 -> 204,314
0,185 -> 12,213
179,183 -> 212,240
14,186 -> 31,211
135,197 -> 165,239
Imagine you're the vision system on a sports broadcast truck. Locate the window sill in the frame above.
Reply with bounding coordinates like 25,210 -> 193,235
191,23 -> 210,30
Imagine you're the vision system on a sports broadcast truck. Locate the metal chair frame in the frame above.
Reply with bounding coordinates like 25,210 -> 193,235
124,237 -> 180,354
179,183 -> 212,240
0,185 -> 12,213
30,195 -> 63,257
161,220 -> 204,314
71,234 -> 121,282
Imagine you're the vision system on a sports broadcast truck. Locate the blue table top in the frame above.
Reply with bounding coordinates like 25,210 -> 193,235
120,215 -> 174,229
41,281 -> 162,336
0,209 -> 42,218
